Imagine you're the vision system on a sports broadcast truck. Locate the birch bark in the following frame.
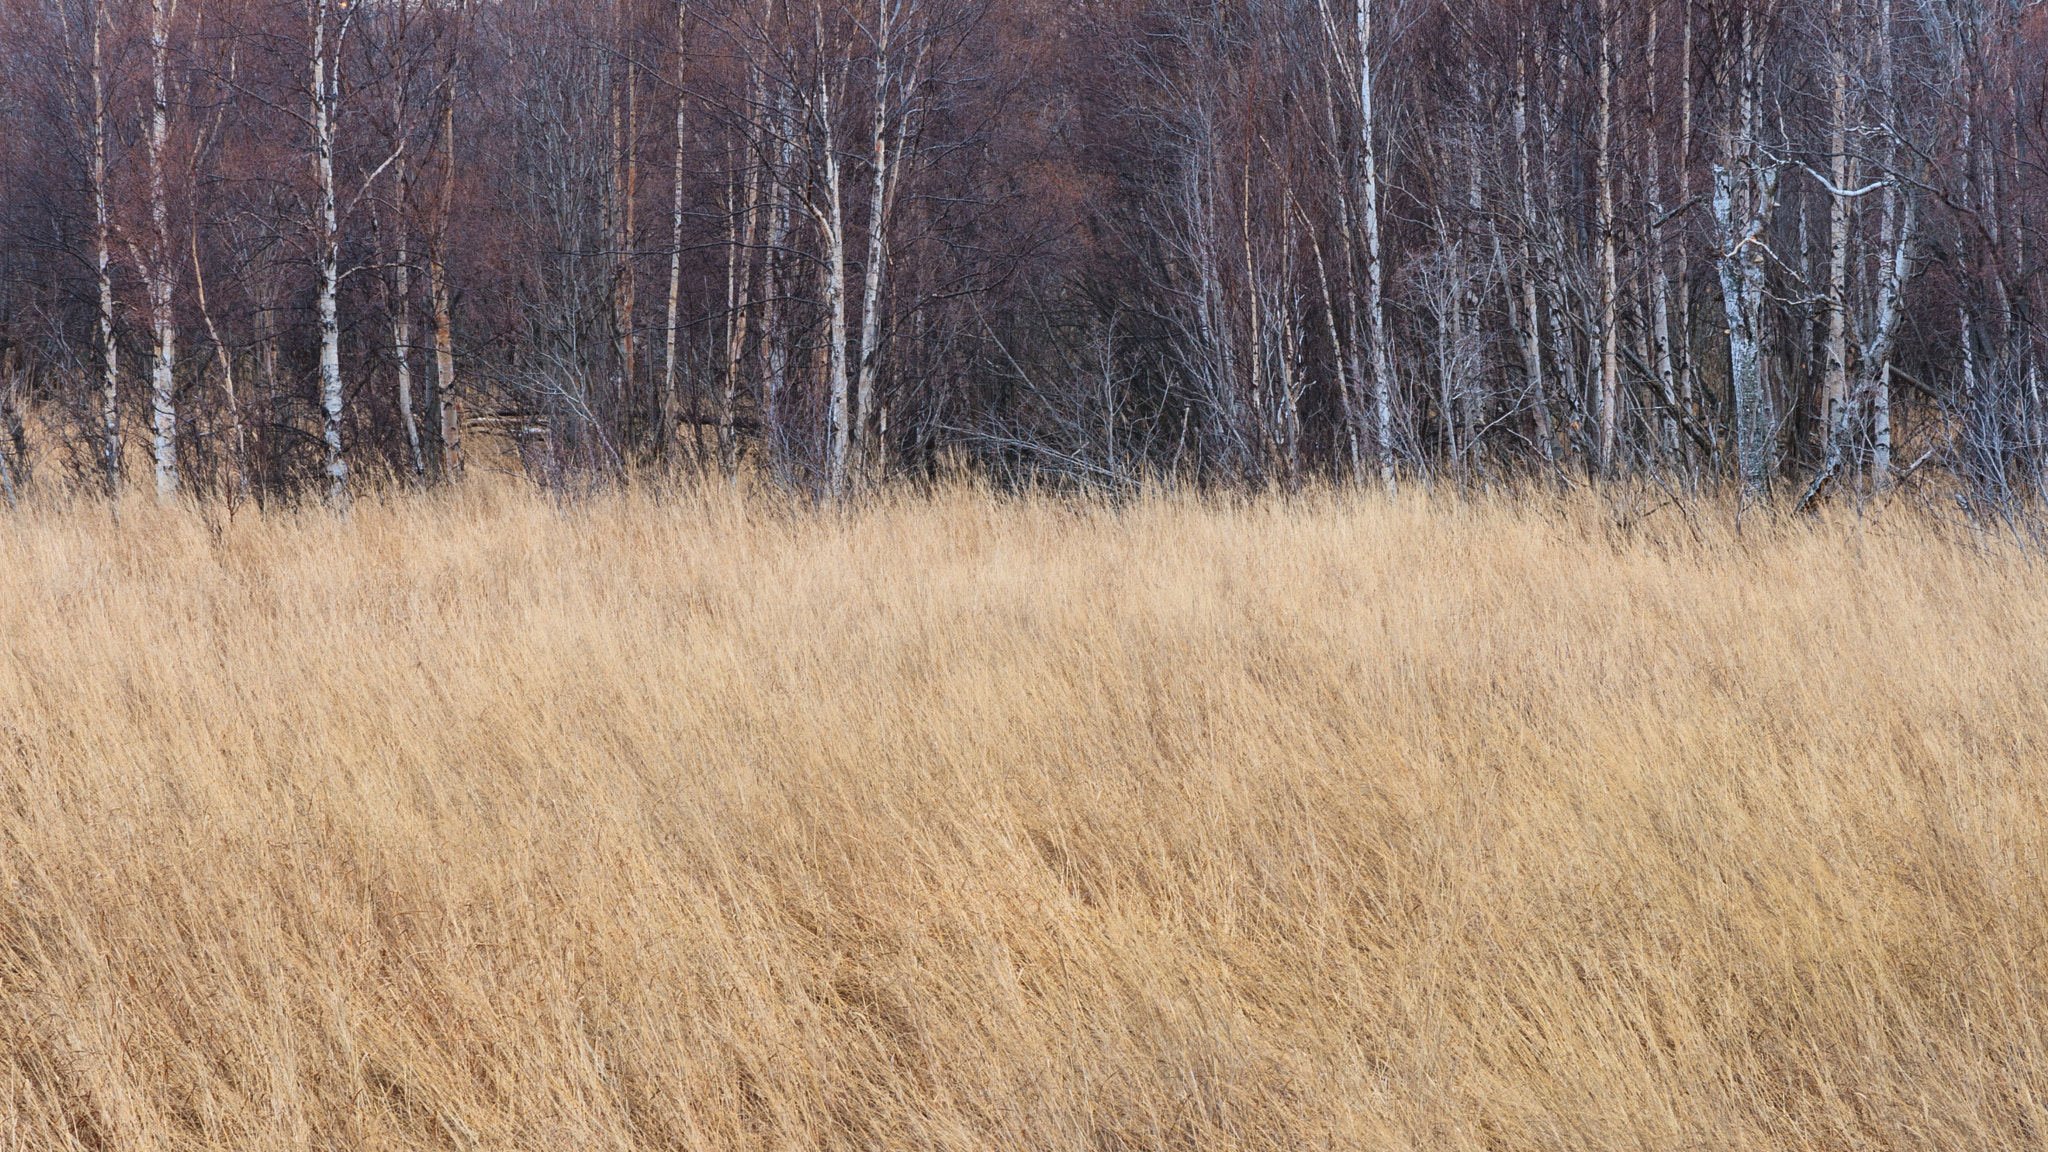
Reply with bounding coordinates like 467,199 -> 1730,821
1514,48 -> 1556,468
146,0 -> 178,499
663,0 -> 689,464
1595,0 -> 1618,474
721,130 -> 761,477
854,0 -> 925,486
93,0 -> 119,492
1819,0 -> 1851,455
431,104 -> 461,479
610,0 -> 639,452
818,68 -> 852,498
312,0 -> 347,503
1355,0 -> 1394,493
391,149 -> 423,477
761,92 -> 795,474
853,9 -> 894,484
1646,3 -> 1682,464
1711,5 -> 1777,498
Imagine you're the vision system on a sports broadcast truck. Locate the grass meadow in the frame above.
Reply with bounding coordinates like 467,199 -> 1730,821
3,481 -> 2046,1150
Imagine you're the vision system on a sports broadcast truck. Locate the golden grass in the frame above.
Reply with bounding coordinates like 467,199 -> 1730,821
2,481 -> 2046,1150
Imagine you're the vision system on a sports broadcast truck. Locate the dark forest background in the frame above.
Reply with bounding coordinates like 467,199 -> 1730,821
0,0 -> 2041,507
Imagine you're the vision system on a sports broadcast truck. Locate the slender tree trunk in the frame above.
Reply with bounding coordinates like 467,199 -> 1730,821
1355,0 -> 1395,494
1514,48 -> 1556,469
721,130 -> 762,477
1246,164 -> 1269,479
0,353 -> 17,508
1871,0 -> 1896,483
1864,184 -> 1913,487
1534,46 -> 1582,467
433,96 -> 462,480
611,7 -> 639,455
147,0 -> 178,500
1461,65 -> 1485,460
1596,0 -> 1619,474
0,358 -> 16,509
2017,74 -> 2042,494
1712,5 -> 1776,498
820,75 -> 852,499
663,0 -> 689,465
1820,0 -> 1852,456
1278,185 -> 1302,483
1646,3 -> 1681,466
393,170 -> 424,478
313,0 -> 346,504
855,7 -> 911,488
93,0 -> 119,494
762,92 -> 794,476
1675,0 -> 1696,476
1313,50 -> 1362,480
1714,157 -> 1775,497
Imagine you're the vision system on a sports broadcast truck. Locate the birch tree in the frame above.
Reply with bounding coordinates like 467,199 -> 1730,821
852,0 -> 926,485
430,50 -> 461,481
1595,0 -> 1618,474
608,0 -> 639,452
662,0 -> 689,463
311,0 -> 348,502
1644,0 -> 1683,466
1317,0 -> 1396,493
92,0 -> 119,492
1513,44 -> 1558,469
1817,0 -> 1851,454
1711,1 -> 1778,497
139,0 -> 179,499
383,0 -> 425,479
812,17 -> 853,497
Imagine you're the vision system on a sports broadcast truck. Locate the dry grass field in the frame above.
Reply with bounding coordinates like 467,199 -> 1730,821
3,481 -> 2047,1150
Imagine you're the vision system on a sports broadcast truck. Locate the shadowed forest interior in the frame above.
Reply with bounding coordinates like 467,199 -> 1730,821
0,0 -> 2041,504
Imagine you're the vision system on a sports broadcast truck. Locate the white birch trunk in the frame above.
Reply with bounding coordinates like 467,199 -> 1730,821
393,176 -> 424,478
1514,50 -> 1556,468
852,18 -> 893,484
1864,187 -> 1913,484
662,0 -> 688,463
1820,0 -> 1853,456
1676,0 -> 1695,474
762,93 -> 795,472
312,0 -> 346,503
1646,4 -> 1681,465
1871,0 -> 1896,482
1534,47 -> 1582,467
819,76 -> 852,499
93,0 -> 119,492
1712,7 -> 1776,498
1713,159 -> 1777,497
432,87 -> 461,480
1461,67 -> 1485,458
147,0 -> 178,500
610,9 -> 639,451
1595,0 -> 1618,474
1313,47 -> 1363,479
722,132 -> 761,477
1356,0 -> 1395,494
432,251 -> 460,479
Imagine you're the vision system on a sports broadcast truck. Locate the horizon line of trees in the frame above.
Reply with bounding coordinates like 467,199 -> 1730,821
0,0 -> 2041,509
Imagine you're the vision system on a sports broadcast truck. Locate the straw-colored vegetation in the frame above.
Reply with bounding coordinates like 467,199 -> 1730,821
3,482 -> 2045,1150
